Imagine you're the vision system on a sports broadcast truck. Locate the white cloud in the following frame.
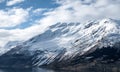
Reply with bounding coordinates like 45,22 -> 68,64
6,0 -> 24,6
0,24 -> 48,47
0,8 -> 29,27
0,0 -> 120,47
41,0 -> 120,24
33,8 -> 46,14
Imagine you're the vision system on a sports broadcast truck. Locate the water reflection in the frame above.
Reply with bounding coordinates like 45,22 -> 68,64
0,67 -> 73,72
0,67 -> 119,72
0,68 -> 32,72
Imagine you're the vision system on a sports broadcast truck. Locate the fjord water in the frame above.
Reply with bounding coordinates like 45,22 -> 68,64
0,67 -> 119,72
0,68 -> 74,72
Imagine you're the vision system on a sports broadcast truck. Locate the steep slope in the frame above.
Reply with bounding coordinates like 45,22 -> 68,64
0,18 -> 120,68
4,41 -> 22,49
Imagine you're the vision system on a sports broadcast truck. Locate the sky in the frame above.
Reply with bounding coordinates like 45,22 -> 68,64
0,0 -> 120,47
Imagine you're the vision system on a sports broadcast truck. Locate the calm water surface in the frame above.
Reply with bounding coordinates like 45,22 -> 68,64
0,68 -> 74,72
0,67 -> 118,72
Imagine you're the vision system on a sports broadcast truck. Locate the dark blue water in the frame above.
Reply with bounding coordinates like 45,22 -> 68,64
0,67 -> 117,72
0,68 -> 73,72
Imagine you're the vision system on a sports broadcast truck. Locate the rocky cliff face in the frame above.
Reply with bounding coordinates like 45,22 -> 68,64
0,18 -> 120,68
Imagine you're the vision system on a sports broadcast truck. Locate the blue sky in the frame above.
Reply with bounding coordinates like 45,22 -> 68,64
0,0 -> 120,47
0,0 -> 59,9
0,0 -> 60,29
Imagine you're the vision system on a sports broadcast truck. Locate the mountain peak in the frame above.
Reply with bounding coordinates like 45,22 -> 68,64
99,18 -> 118,31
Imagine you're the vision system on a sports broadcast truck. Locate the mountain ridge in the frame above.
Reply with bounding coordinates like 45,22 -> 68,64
0,18 -> 120,68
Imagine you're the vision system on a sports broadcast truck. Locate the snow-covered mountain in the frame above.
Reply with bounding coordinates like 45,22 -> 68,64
4,41 -> 22,49
0,18 -> 120,68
